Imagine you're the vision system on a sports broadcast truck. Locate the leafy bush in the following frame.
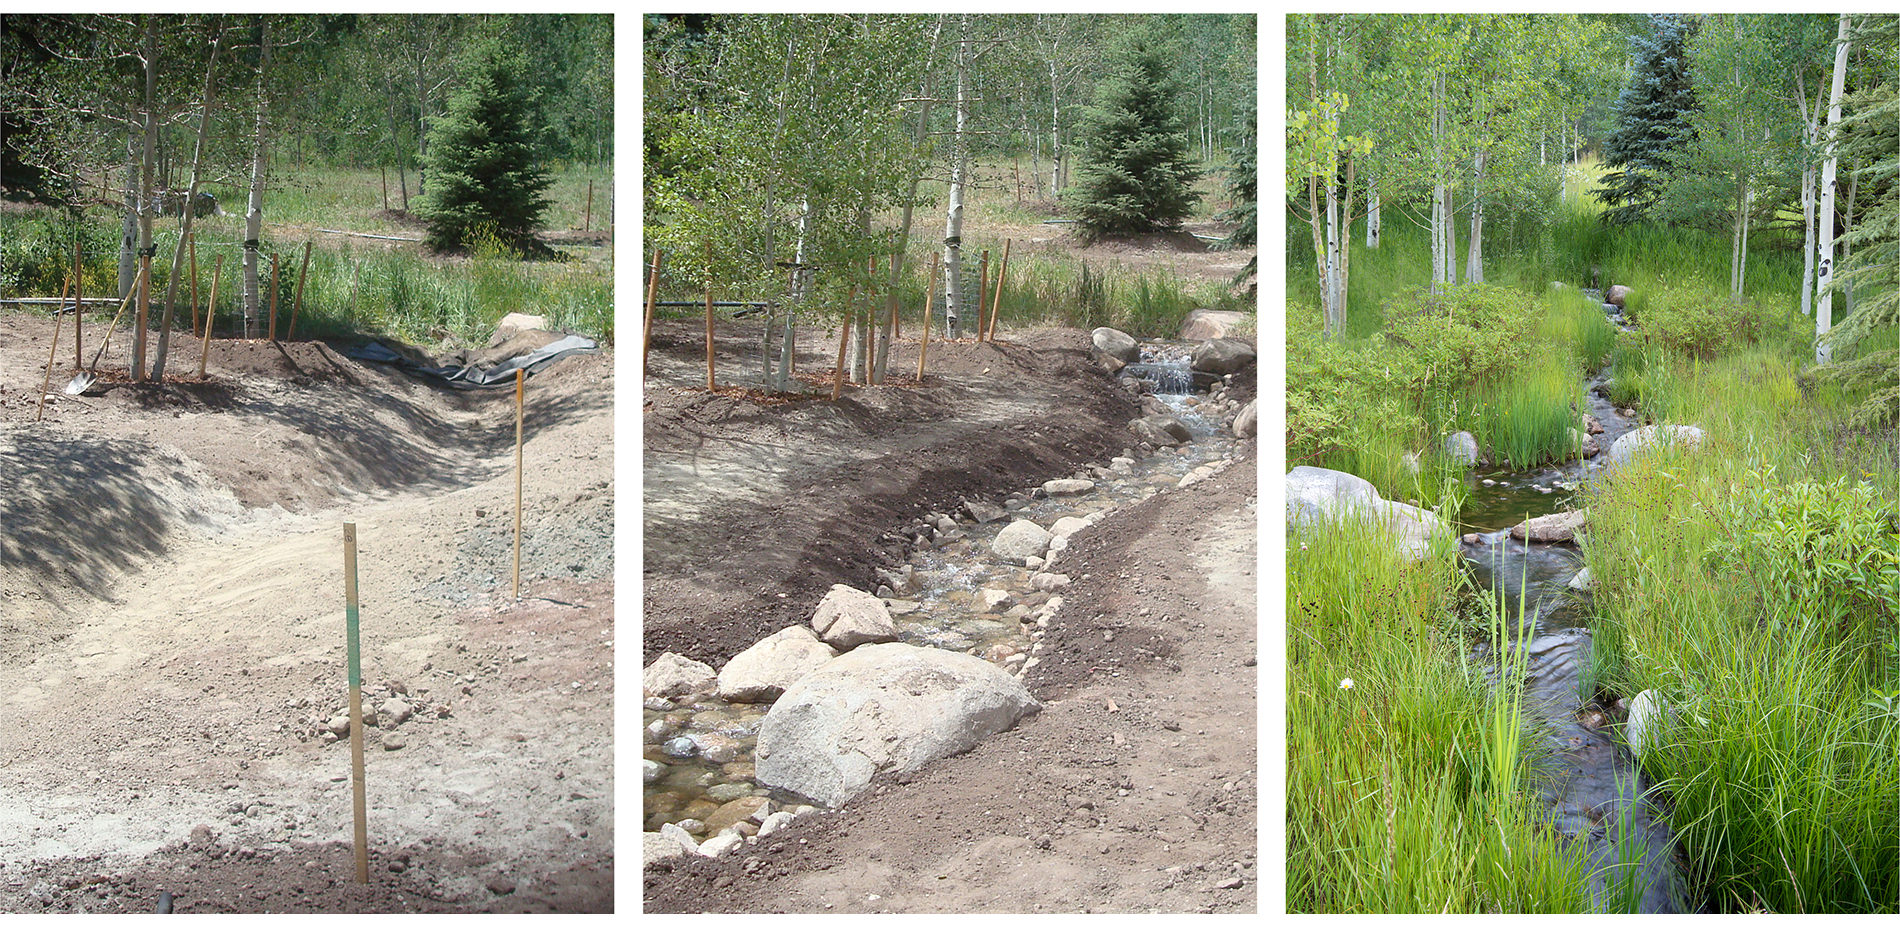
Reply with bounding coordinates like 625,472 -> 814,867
1633,283 -> 1791,359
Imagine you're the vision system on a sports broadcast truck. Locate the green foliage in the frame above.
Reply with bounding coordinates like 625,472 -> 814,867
1595,15 -> 1701,225
1473,353 -> 1583,470
1068,24 -> 1202,242
1631,282 -> 1794,359
1585,455 -> 1900,912
419,36 -> 555,255
1288,515 -> 1593,912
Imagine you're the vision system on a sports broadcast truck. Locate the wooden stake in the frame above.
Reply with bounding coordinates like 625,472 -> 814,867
976,249 -> 990,342
704,240 -> 716,392
583,179 -> 593,232
268,253 -> 280,342
36,278 -> 69,422
642,250 -> 663,377
341,522 -> 369,885
199,255 -> 222,378
918,253 -> 937,382
833,287 -> 856,400
986,238 -> 1011,341
380,166 -> 389,212
514,368 -> 525,600
288,240 -> 312,340
72,238 -> 83,370
187,231 -> 199,336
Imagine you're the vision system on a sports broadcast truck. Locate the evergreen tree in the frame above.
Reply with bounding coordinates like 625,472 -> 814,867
1595,15 -> 1699,225
419,36 -> 554,255
1067,26 -> 1201,242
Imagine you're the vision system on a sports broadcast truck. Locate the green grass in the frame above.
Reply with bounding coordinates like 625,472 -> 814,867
1,163 -> 614,348
1289,513 -> 1594,912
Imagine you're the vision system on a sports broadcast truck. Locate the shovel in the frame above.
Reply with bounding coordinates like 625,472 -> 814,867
66,263 -> 145,395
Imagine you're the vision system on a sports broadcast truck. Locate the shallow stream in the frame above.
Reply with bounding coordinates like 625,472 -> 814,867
1456,293 -> 1690,913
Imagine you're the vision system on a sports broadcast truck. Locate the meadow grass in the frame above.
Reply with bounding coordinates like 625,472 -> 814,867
1,163 -> 614,348
1289,513 -> 1594,912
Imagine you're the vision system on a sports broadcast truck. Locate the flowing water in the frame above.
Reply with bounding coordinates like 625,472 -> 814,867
644,346 -> 1239,833
1457,293 -> 1690,913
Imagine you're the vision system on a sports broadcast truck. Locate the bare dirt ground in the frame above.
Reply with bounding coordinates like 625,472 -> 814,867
642,319 -> 1257,912
0,308 -> 613,912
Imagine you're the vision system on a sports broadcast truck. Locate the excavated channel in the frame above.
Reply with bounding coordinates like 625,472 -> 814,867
643,347 -> 1241,833
1458,292 -> 1691,913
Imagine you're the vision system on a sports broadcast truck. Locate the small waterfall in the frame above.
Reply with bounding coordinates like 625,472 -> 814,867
1120,360 -> 1194,395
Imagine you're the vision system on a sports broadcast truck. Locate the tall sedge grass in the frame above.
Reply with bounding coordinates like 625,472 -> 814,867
1289,514 -> 1593,912
1579,338 -> 1900,913
1473,351 -> 1584,470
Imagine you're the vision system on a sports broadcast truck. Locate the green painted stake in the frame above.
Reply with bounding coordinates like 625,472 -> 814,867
343,522 -> 369,884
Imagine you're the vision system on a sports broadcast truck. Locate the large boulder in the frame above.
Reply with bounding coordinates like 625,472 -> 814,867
1606,285 -> 1632,308
1177,309 -> 1251,341
1607,424 -> 1704,468
1090,327 -> 1140,364
991,519 -> 1053,561
1189,338 -> 1256,375
643,653 -> 716,700
717,626 -> 839,703
755,643 -> 1041,807
1285,466 -> 1449,562
1233,399 -> 1258,439
1443,431 -> 1480,467
1508,509 -> 1588,544
809,585 -> 899,651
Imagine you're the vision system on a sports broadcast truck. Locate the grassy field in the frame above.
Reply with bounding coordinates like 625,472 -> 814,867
1,163 -> 614,348
1289,159 -> 1898,912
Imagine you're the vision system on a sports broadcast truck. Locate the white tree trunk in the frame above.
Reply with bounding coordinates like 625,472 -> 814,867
1429,72 -> 1449,294
1814,14 -> 1851,365
243,17 -> 271,339
942,15 -> 972,339
1366,178 -> 1380,249
773,199 -> 812,390
132,16 -> 158,381
153,30 -> 222,379
1466,148 -> 1486,285
119,123 -> 137,300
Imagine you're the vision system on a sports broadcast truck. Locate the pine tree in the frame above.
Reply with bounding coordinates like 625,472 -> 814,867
419,37 -> 554,255
1594,15 -> 1700,225
1067,26 -> 1201,242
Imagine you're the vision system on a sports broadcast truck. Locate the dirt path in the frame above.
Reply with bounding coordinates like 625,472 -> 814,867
642,319 -> 1257,913
0,309 -> 613,912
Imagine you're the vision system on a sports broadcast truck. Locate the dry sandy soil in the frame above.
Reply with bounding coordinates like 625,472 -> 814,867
642,319 -> 1258,913
0,308 -> 613,912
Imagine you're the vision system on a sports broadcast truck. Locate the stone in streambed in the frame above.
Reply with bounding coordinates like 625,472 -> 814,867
1509,509 -> 1588,544
810,584 -> 898,651
1190,338 -> 1256,375
1443,431 -> 1480,468
1607,424 -> 1704,468
755,643 -> 1041,807
718,625 -> 838,703
991,519 -> 1053,561
1042,478 -> 1095,496
1090,327 -> 1140,364
644,652 -> 717,700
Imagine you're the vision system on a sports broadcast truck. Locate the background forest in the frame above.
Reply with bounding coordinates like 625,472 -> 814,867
1,13 -> 614,352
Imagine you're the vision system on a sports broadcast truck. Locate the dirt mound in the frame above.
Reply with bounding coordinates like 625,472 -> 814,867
0,307 -> 613,913
642,321 -> 1141,667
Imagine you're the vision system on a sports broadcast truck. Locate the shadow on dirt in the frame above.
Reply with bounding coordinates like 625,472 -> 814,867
0,430 -> 186,594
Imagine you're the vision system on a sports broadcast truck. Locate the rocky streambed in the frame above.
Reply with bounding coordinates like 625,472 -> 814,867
644,331 -> 1257,865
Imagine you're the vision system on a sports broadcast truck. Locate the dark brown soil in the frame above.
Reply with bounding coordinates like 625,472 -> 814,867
642,320 -> 1143,667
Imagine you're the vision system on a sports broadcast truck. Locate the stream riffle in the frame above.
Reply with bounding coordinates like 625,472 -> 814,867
1457,292 -> 1689,913
645,343 -> 1242,834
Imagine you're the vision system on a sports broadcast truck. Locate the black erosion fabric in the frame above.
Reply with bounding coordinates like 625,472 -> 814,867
342,335 -> 598,389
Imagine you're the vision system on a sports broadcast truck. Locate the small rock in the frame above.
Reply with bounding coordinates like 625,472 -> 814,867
485,874 -> 516,896
662,737 -> 697,758
325,716 -> 350,737
698,831 -> 745,858
380,698 -> 414,728
643,760 -> 664,784
1042,478 -> 1095,496
381,733 -> 405,751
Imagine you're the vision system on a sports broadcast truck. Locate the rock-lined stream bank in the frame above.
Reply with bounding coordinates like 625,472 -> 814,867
645,330 -> 1256,866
